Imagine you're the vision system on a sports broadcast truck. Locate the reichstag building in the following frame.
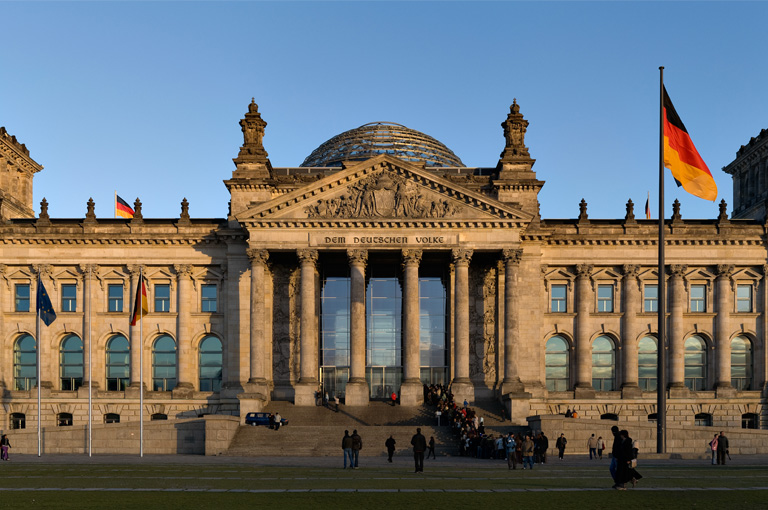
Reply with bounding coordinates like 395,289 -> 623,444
1,101 -> 766,430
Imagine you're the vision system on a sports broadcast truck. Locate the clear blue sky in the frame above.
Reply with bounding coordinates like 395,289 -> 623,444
2,1 -> 765,221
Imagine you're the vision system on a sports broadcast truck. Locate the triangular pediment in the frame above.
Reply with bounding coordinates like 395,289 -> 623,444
237,155 -> 533,225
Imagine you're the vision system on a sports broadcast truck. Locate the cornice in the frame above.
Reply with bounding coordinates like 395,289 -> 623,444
242,219 -> 527,229
0,237 -> 228,246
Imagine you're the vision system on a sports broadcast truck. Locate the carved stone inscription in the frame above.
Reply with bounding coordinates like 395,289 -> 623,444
305,172 -> 459,219
310,233 -> 457,247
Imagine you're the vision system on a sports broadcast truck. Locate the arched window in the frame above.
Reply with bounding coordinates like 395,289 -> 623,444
199,335 -> 223,392
684,335 -> 707,391
152,335 -> 177,391
545,336 -> 569,391
731,336 -> 753,391
106,335 -> 130,391
14,334 -> 37,390
592,335 -> 616,391
104,413 -> 120,424
694,413 -> 712,427
638,336 -> 657,391
60,334 -> 84,391
10,413 -> 26,430
57,412 -> 73,427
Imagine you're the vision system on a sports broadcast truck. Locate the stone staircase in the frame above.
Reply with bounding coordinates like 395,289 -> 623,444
225,400 -> 527,457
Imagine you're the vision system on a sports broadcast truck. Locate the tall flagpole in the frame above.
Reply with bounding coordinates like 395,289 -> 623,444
657,66 -> 667,454
88,268 -> 93,457
139,266 -> 144,458
36,276 -> 42,457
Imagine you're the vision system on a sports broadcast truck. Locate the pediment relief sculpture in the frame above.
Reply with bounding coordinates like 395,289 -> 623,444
304,172 -> 459,219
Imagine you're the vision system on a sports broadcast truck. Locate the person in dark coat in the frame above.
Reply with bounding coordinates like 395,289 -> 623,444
411,427 -> 427,473
614,429 -> 642,489
609,425 -> 621,485
555,433 -> 567,460
716,431 -> 730,465
351,429 -> 362,468
427,436 -> 436,459
385,435 -> 396,463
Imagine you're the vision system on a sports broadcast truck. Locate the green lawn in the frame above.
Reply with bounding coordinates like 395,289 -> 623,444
1,462 -> 766,509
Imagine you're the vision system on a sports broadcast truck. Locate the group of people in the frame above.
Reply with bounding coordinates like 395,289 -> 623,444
267,412 -> 283,430
341,429 -> 363,469
608,425 -> 642,490
317,389 -> 340,412
709,431 -> 730,465
503,432 -> 548,469
344,428 -> 434,473
587,433 -> 606,460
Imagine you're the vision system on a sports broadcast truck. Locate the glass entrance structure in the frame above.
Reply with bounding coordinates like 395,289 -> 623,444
320,269 -> 350,399
366,265 -> 402,399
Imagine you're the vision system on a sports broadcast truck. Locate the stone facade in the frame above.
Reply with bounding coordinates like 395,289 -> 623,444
0,108 -> 766,441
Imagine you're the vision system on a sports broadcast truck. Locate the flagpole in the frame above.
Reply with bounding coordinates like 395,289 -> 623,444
88,268 -> 93,457
657,66 -> 667,454
36,276 -> 42,457
114,191 -> 117,219
139,267 -> 144,458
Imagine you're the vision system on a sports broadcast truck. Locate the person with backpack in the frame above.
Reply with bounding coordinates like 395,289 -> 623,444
505,433 -> 517,470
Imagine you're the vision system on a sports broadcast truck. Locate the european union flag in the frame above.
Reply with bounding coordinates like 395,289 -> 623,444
36,278 -> 57,326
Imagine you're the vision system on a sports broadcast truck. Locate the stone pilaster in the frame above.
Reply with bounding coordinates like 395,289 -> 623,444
621,264 -> 641,397
173,264 -> 194,397
345,249 -> 369,406
295,249 -> 319,405
451,249 -> 474,404
501,249 -> 525,394
716,264 -> 735,395
668,265 -> 687,390
79,264 -> 100,392
127,265 -> 145,393
400,249 -> 423,406
574,264 -> 595,398
245,249 -> 269,398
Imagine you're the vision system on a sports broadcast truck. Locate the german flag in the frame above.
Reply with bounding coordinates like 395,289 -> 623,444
116,195 -> 135,218
663,87 -> 717,201
130,277 -> 148,326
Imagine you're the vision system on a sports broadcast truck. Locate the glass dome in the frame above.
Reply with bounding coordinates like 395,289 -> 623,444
300,122 -> 464,168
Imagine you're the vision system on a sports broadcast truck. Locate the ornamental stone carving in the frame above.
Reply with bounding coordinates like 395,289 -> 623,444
347,249 -> 368,267
622,264 -> 639,279
79,264 -> 99,277
297,249 -> 318,266
33,264 -> 53,278
127,264 -> 147,276
174,264 -> 194,279
502,248 -> 523,265
401,249 -> 423,267
669,265 -> 688,278
305,172 -> 459,219
246,248 -> 269,265
716,264 -> 735,278
575,264 -> 593,278
451,249 -> 473,266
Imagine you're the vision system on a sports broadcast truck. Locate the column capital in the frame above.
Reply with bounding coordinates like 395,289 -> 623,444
297,249 -> 318,266
246,248 -> 269,265
401,249 -> 422,267
716,264 -> 735,279
173,264 -> 194,279
621,264 -> 639,279
575,263 -> 593,279
502,248 -> 522,265
126,264 -> 147,277
346,249 -> 368,267
32,264 -> 54,279
451,248 -> 473,266
78,264 -> 99,276
668,264 -> 688,279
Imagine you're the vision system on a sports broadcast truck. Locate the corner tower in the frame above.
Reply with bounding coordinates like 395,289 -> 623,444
0,127 -> 43,220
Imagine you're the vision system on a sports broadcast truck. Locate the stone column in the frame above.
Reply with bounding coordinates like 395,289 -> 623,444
33,264 -> 54,392
621,264 -> 641,397
295,249 -> 319,405
345,249 -> 369,406
451,249 -> 473,404
245,249 -> 269,397
173,264 -> 194,396
79,264 -> 99,393
127,265 -> 144,391
400,249 -> 423,406
501,249 -> 524,394
668,265 -> 687,389
715,264 -> 734,392
0,265 -> 5,390
574,264 -> 595,397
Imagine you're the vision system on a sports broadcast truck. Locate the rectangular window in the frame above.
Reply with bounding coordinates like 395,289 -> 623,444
736,284 -> 753,313
644,284 -> 658,313
15,284 -> 30,312
201,284 -> 217,312
690,284 -> 706,313
154,284 -> 170,312
597,284 -> 614,313
550,284 -> 567,313
108,284 -> 123,312
61,284 -> 77,312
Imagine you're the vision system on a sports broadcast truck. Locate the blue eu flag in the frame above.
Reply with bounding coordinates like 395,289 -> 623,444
36,278 -> 57,326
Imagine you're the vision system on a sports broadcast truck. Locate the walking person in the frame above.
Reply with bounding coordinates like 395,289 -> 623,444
597,436 -> 605,460
709,433 -> 719,465
391,391 -> 397,406
716,431 -> 729,465
539,432 -> 548,464
0,434 -> 10,461
427,436 -> 436,459
505,433 -> 517,470
385,435 -> 396,463
556,433 -> 567,460
411,427 -> 427,473
522,434 -> 535,470
351,429 -> 363,468
587,433 -> 599,460
273,412 -> 282,430
342,430 -> 353,469
609,425 -> 621,486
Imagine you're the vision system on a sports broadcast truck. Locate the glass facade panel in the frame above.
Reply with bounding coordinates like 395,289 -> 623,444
14,334 -> 37,390
152,335 -> 177,391
321,271 -> 350,398
59,334 -> 83,390
199,335 -> 223,391
106,335 -> 130,391
366,267 -> 402,398
597,284 -> 614,313
731,335 -> 752,390
419,276 -> 448,385
591,335 -> 615,391
644,284 -> 658,312
15,284 -> 30,312
155,284 -> 170,312
638,336 -> 657,391
690,284 -> 706,312
108,284 -> 123,312
684,335 -> 707,391
61,284 -> 77,312
551,284 -> 566,313
545,336 -> 569,391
